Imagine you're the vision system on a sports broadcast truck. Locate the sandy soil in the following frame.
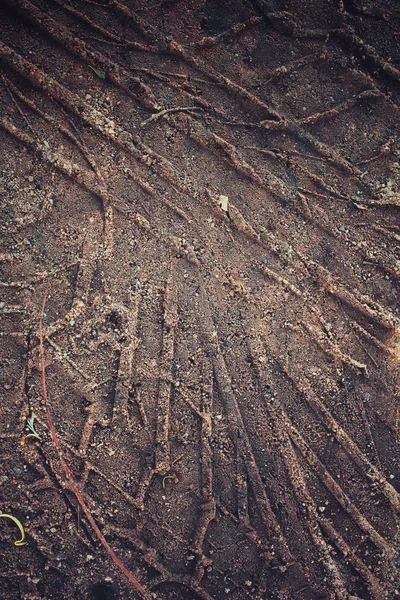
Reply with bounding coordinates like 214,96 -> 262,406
0,0 -> 399,598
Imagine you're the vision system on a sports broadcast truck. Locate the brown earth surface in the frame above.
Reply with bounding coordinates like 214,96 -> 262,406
0,0 -> 400,598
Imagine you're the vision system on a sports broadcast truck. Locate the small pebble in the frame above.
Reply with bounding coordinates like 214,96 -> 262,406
55,552 -> 65,561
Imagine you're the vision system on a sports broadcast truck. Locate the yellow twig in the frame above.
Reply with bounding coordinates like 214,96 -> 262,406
20,433 -> 42,446
162,473 -> 179,489
0,513 -> 27,546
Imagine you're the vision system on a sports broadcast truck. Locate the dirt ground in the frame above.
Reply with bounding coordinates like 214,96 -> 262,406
0,0 -> 399,598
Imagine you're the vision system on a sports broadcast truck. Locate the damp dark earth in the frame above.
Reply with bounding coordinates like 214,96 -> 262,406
0,0 -> 399,599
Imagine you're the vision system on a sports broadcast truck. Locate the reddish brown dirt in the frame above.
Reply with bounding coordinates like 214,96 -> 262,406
0,1 -> 399,599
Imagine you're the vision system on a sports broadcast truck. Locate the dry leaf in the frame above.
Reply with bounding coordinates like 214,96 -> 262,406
89,65 -> 106,79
